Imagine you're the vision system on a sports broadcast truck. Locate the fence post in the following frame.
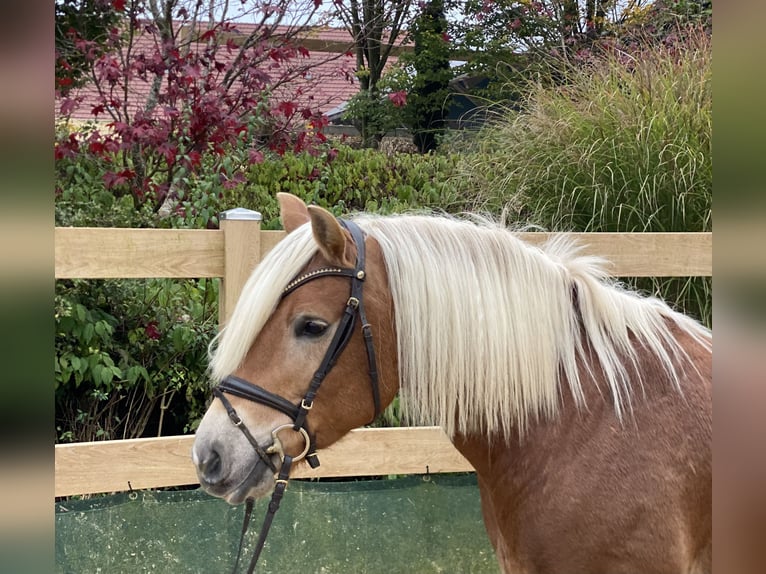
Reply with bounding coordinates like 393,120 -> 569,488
219,208 -> 262,326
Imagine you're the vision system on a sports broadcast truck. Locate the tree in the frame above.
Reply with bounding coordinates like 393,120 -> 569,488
55,0 -> 122,92
55,0 -> 337,214
637,0 -> 712,37
403,0 -> 451,153
334,0 -> 415,147
452,0 -> 656,56
446,0 -> 695,103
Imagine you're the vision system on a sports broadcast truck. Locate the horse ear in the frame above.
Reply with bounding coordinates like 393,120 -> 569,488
307,205 -> 347,265
277,192 -> 310,234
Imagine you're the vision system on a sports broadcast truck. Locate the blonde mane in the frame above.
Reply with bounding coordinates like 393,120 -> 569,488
357,214 -> 712,438
209,212 -> 712,439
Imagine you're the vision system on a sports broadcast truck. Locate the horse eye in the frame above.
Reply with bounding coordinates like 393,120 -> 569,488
295,318 -> 329,338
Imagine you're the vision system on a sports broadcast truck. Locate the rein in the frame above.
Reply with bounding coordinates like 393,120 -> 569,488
212,218 -> 381,573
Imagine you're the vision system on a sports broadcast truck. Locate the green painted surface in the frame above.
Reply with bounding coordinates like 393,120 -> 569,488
56,475 -> 499,573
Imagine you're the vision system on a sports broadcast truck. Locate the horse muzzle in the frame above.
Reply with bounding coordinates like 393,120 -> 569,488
193,436 -> 277,500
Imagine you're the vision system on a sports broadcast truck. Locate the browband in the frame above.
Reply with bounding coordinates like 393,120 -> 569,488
282,267 -> 357,297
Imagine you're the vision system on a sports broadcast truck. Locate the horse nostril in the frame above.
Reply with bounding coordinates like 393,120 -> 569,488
198,447 -> 223,486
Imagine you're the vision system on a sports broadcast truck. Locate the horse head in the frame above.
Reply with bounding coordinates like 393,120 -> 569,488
192,193 -> 397,504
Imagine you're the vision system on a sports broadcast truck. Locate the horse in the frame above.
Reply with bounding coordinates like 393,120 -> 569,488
192,192 -> 712,574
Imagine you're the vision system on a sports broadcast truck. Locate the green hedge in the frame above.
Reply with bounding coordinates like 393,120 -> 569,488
55,277 -> 217,441
225,147 -> 463,228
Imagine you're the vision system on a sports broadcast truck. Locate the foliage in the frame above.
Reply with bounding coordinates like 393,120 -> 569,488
56,122 -> 151,227
343,80 -> 408,146
446,0 -> 599,103
55,277 -> 218,442
641,0 -> 712,29
55,0 -> 122,92
55,120 -> 229,229
55,149 -> 223,444
55,0 -> 332,212
334,0 -> 416,147
445,0 -> 711,104
450,0 -> 662,57
401,0 -> 453,153
448,26 -> 712,324
227,145 -> 463,226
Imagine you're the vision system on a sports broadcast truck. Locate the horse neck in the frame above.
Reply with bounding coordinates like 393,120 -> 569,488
451,327 -> 711,486
451,399 -> 586,492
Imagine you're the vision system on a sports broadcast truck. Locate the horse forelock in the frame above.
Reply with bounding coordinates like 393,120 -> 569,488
356,214 -> 712,439
208,224 -> 318,383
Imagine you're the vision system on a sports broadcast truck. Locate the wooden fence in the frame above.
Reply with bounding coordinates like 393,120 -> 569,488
54,208 -> 712,497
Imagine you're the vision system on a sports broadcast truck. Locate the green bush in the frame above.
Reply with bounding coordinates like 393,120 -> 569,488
55,122 -> 227,230
55,123 -> 157,229
55,278 -> 217,442
449,27 -> 712,325
226,146 -> 463,228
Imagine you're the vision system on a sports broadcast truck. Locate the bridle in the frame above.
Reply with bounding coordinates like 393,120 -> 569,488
211,218 -> 381,573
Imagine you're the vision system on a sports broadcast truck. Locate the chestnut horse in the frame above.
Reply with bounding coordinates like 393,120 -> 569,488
193,193 -> 712,574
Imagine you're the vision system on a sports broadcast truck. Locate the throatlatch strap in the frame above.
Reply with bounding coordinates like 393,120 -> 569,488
361,322 -> 381,419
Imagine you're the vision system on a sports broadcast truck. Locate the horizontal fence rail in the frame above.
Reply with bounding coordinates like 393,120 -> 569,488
55,228 -> 284,279
55,427 -> 472,497
55,229 -> 712,279
54,219 -> 712,497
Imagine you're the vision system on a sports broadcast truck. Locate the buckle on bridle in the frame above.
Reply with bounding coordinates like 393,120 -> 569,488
265,424 -> 311,465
